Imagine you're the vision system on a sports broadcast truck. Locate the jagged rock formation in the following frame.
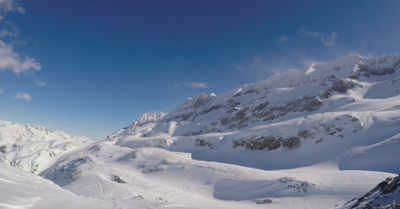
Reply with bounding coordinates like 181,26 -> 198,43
111,54 -> 400,139
132,112 -> 167,127
106,112 -> 167,139
341,174 -> 400,209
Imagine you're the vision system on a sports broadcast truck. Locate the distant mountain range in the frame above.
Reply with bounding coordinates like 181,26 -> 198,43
1,54 -> 400,208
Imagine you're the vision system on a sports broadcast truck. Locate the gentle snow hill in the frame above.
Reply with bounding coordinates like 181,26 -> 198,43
37,141 -> 397,209
0,163 -> 112,209
110,54 -> 400,174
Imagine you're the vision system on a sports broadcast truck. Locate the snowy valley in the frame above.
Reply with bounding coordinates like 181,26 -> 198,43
1,54 -> 400,208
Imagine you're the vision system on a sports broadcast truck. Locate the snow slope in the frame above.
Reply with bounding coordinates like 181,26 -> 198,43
109,54 -> 400,174
1,54 -> 400,208
0,163 -> 112,209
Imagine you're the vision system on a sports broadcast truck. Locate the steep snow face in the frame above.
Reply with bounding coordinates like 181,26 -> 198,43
107,112 -> 167,139
340,174 -> 400,209
364,76 -> 400,99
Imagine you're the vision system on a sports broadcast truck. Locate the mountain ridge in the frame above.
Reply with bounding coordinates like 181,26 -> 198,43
1,53 -> 400,208
111,54 -> 400,138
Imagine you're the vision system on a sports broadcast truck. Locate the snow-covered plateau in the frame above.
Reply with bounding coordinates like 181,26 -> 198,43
1,54 -> 400,208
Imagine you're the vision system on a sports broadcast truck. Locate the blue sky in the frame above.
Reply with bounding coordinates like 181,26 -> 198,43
0,0 -> 400,138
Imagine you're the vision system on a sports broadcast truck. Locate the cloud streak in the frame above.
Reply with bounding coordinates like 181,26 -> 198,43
304,31 -> 338,46
174,81 -> 209,89
0,88 -> 3,94
0,21 -> 19,37
277,35 -> 293,43
0,1 -> 44,84
235,64 -> 244,71
32,72 -> 47,86
0,0 -> 25,21
13,92 -> 31,101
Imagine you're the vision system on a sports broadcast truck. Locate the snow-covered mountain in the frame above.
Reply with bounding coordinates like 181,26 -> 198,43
113,54 -> 400,137
132,112 -> 167,127
1,54 -> 400,208
0,120 -> 91,174
107,112 -> 167,138
110,54 -> 400,173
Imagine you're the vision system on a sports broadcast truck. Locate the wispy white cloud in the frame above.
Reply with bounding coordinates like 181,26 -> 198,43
34,78 -> 47,86
322,32 -> 338,47
250,56 -> 300,76
0,20 -> 18,37
277,35 -> 293,43
0,0 -> 25,21
235,64 -> 244,71
244,51 -> 323,79
13,92 -> 31,101
0,88 -> 3,94
174,81 -> 209,89
0,40 -> 41,74
303,31 -> 338,47
32,72 -> 47,86
0,1 -> 44,84
253,57 -> 261,62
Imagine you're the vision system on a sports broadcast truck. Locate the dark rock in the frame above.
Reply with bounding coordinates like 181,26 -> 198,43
195,138 -> 217,150
358,59 -> 399,77
263,199 -> 272,203
0,145 -> 8,153
111,175 -> 126,184
331,79 -> 348,93
244,89 -> 259,95
281,136 -> 302,149
253,102 -> 269,112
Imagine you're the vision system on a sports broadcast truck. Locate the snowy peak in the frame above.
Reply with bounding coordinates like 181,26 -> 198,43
168,93 -> 217,114
0,120 -> 90,144
0,120 -> 92,174
132,112 -> 167,127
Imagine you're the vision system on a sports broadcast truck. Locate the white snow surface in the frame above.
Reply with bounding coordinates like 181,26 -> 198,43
1,54 -> 400,208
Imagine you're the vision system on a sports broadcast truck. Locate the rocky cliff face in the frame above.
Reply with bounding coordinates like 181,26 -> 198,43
103,54 -> 400,174
341,174 -> 400,209
112,54 -> 400,138
106,112 -> 167,139
132,112 -> 167,127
